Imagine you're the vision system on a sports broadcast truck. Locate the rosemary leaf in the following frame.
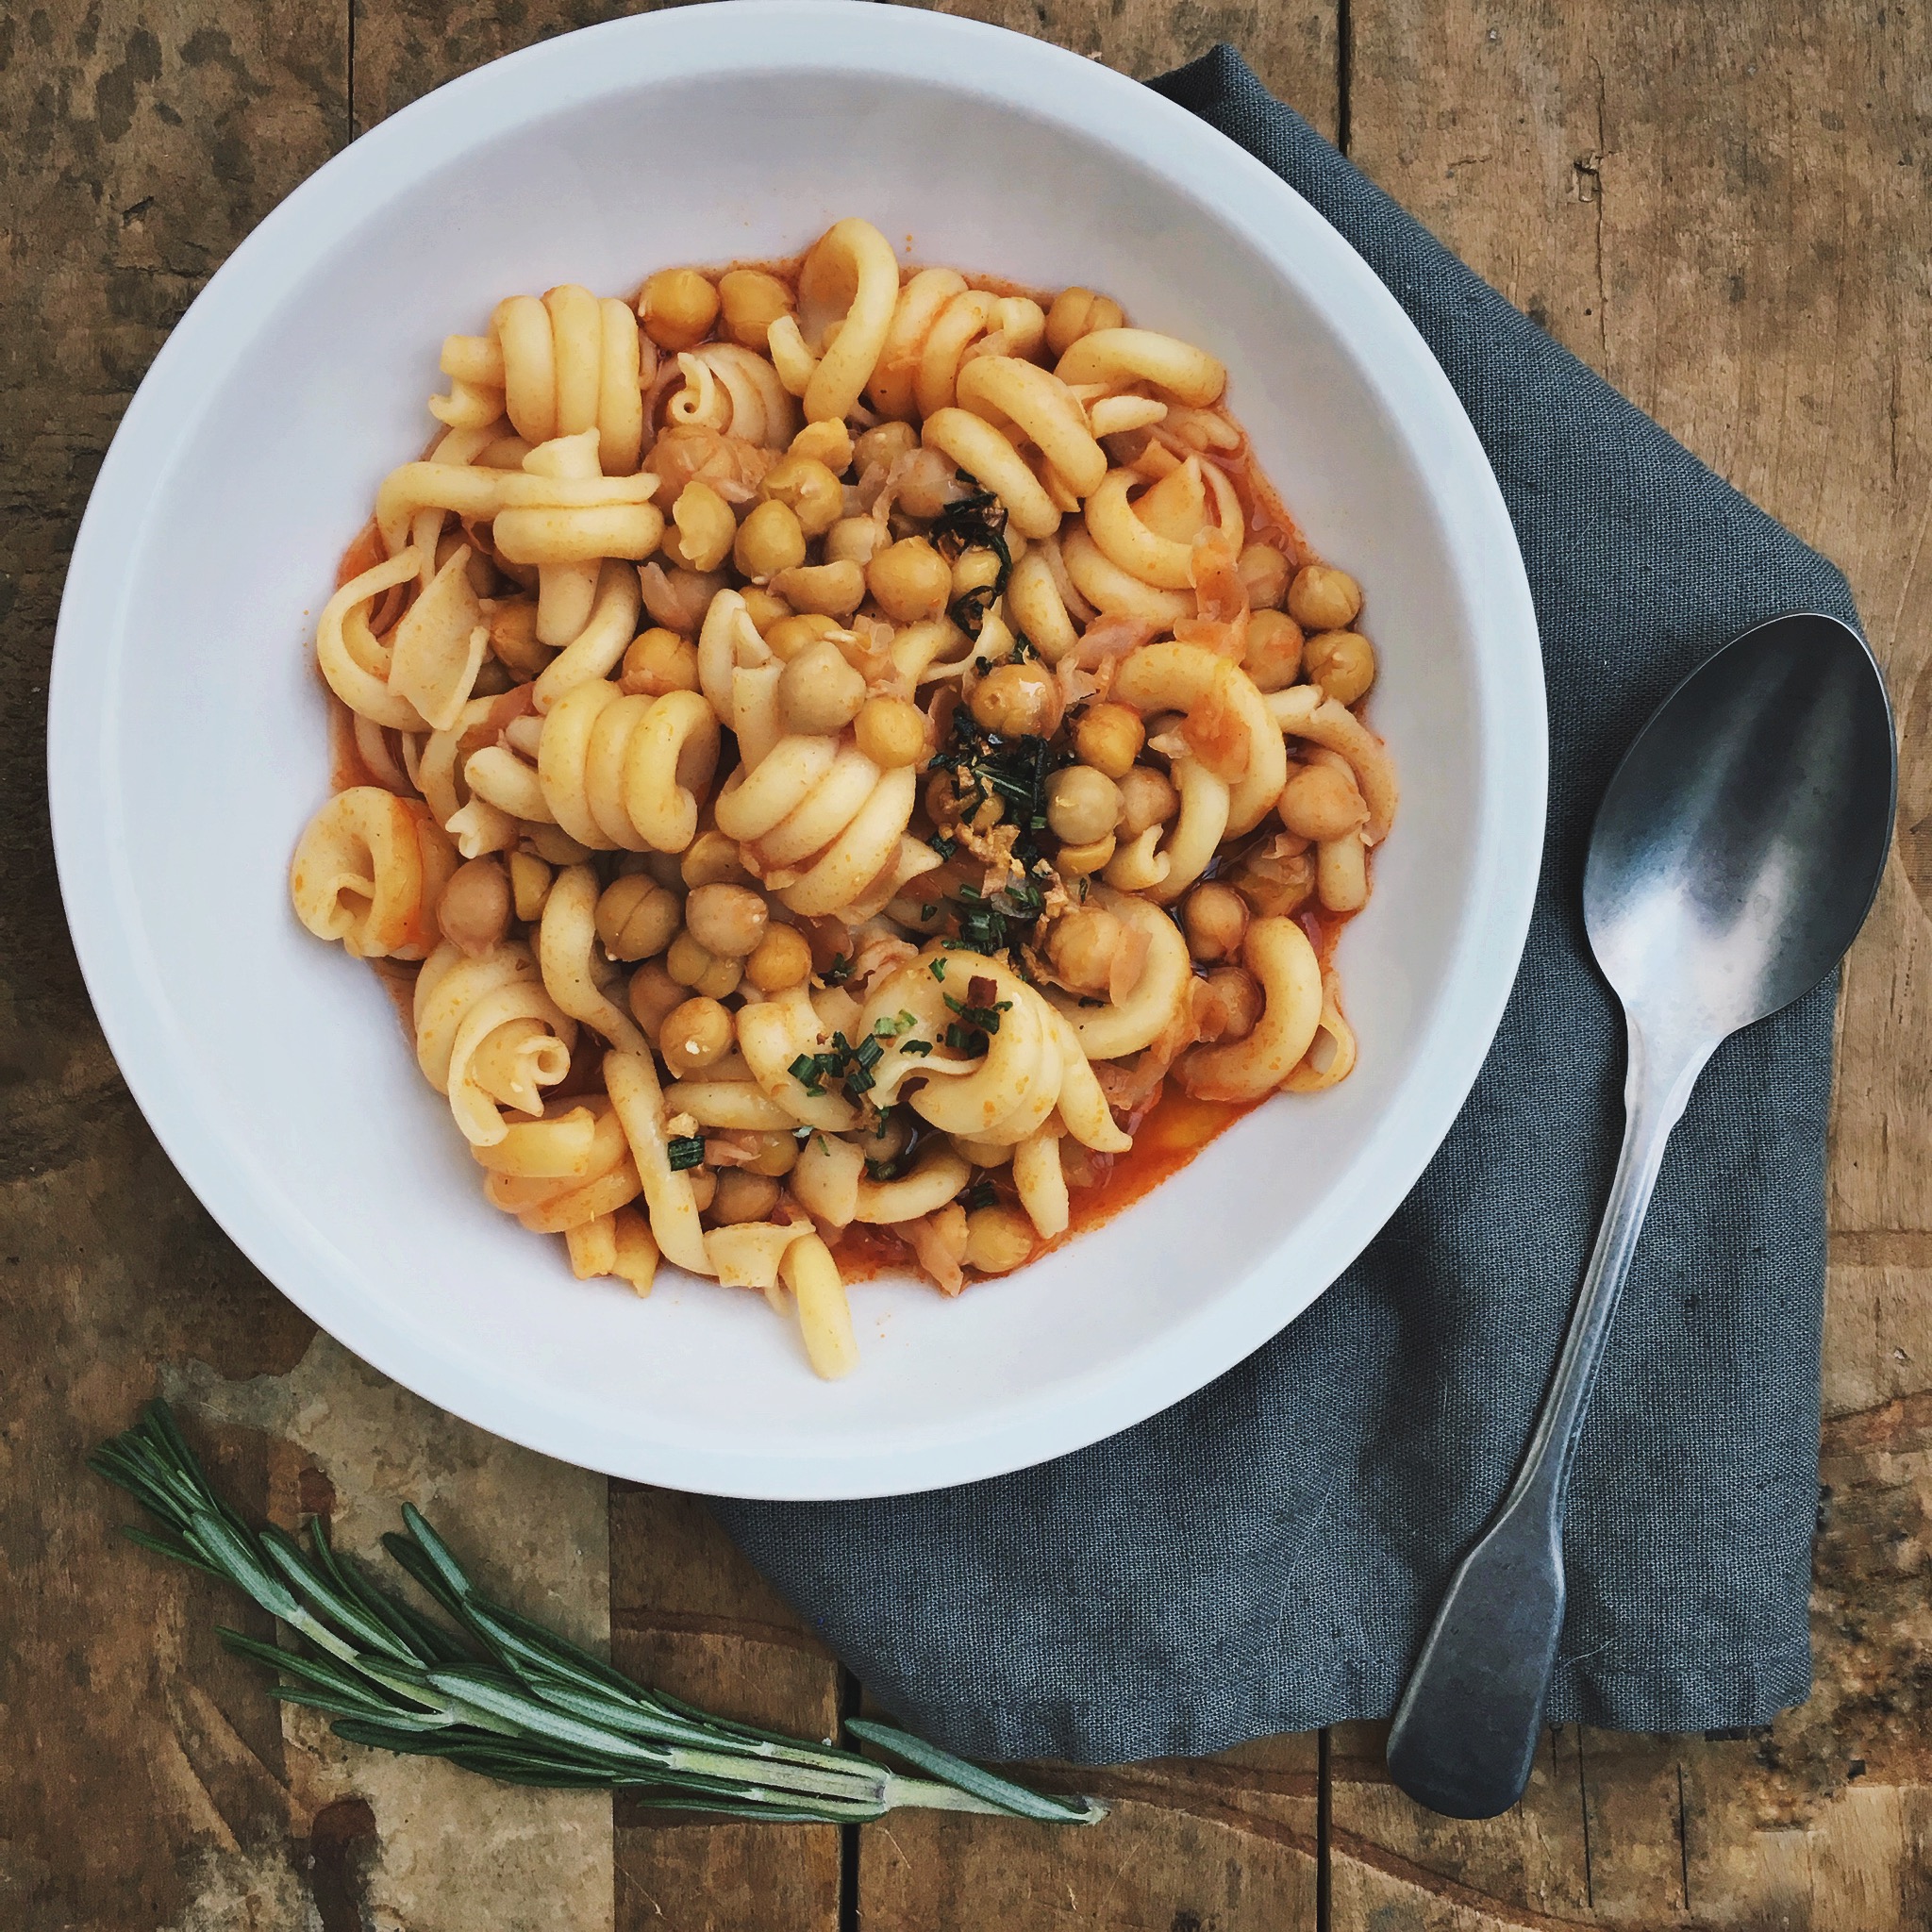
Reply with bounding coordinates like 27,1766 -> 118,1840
91,1401 -> 1107,1828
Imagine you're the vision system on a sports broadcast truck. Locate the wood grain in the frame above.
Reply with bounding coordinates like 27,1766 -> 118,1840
608,1484 -> 841,1932
6,0 -> 1930,1925
1340,0 -> 1932,1924
0,3 -> 339,1924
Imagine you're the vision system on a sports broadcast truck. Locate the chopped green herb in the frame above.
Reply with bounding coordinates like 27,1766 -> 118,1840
874,1010 -> 918,1038
666,1136 -> 706,1172
924,705 -> 1069,871
929,957 -> 947,979
931,491 -> 1013,590
920,904 -> 938,921
1008,632 -> 1037,662
943,1023 -> 982,1054
842,1063 -> 876,1099
901,1038 -> 933,1057
824,954 -> 853,985
926,833 -> 957,860
963,1180 -> 999,1211
854,1036 -> 884,1071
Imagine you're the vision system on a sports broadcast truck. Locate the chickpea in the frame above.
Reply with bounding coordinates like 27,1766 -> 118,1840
1056,833 -> 1116,876
771,560 -> 866,618
743,1129 -> 801,1177
855,696 -> 929,770
739,585 -> 791,634
1044,765 -> 1123,846
658,994 -> 734,1070
1044,286 -> 1125,358
628,959 -> 686,1038
710,1169 -> 780,1225
764,611 -> 841,662
854,421 -> 919,473
744,923 -> 813,993
509,851 -> 553,922
640,565 -> 724,634
1047,907 -> 1124,995
733,499 -> 807,580
1183,882 -> 1250,963
620,626 -> 702,697
1241,608 -> 1305,694
686,1168 -> 719,1214
1286,563 -> 1363,632
893,448 -> 958,520
789,418 -> 853,474
1071,702 -> 1144,779
595,874 -> 683,961
717,268 -> 793,349
671,480 -> 737,574
638,268 -> 720,352
964,1204 -> 1036,1275
1117,765 -> 1179,837
1278,764 -> 1369,841
867,537 -> 953,624
778,640 -> 867,736
861,1110 -> 915,1168
487,597 -> 549,677
1237,541 -> 1291,610
1303,629 -> 1378,707
680,830 -> 754,889
970,662 -> 1063,739
437,857 -> 511,958
761,455 -> 844,539
691,953 -> 742,1000
950,548 -> 1003,600
685,882 -> 769,958
824,516 -> 884,568
665,930 -> 718,990
1198,965 -> 1264,1043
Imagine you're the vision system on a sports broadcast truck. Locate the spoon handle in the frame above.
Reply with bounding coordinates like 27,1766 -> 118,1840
1385,1019 -> 1715,1818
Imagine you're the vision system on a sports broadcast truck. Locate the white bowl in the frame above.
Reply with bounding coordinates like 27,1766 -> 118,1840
49,2 -> 1545,1499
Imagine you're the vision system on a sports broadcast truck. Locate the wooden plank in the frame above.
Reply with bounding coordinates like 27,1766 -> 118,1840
0,2 -> 341,1924
859,1734 -> 1322,1932
608,1483 -> 842,1932
899,0 -> 1341,142
1342,0 -> 1932,1924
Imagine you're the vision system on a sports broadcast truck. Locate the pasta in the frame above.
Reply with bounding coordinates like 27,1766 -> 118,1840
289,219 -> 1398,1380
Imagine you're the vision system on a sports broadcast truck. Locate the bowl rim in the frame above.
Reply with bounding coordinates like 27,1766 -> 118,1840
48,0 -> 1548,1498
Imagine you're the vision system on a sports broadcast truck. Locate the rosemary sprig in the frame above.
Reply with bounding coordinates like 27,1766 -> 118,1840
90,1402 -> 1104,1827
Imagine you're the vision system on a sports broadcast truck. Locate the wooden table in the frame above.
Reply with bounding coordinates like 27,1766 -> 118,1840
7,2 -> 1928,1925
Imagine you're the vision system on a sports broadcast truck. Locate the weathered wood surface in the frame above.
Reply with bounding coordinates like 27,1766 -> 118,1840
2,0 -> 1926,1926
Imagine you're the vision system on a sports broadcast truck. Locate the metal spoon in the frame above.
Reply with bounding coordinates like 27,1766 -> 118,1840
1385,610 -> 1896,1820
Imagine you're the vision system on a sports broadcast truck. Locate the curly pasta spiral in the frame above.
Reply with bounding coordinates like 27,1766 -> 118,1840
431,284 -> 646,474
666,342 -> 801,448
867,269 -> 1048,420
413,940 -> 578,1144
461,682 -> 720,854
290,787 -> 456,961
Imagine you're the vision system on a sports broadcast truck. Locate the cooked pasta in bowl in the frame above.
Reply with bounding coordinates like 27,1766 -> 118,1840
50,4 -> 1543,1495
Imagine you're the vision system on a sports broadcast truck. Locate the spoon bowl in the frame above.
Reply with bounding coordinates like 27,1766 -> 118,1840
1388,609 -> 1895,1820
1587,612 -> 1896,1041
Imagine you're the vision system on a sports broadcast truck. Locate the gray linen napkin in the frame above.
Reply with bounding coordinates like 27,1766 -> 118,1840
711,46 -> 1854,1763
